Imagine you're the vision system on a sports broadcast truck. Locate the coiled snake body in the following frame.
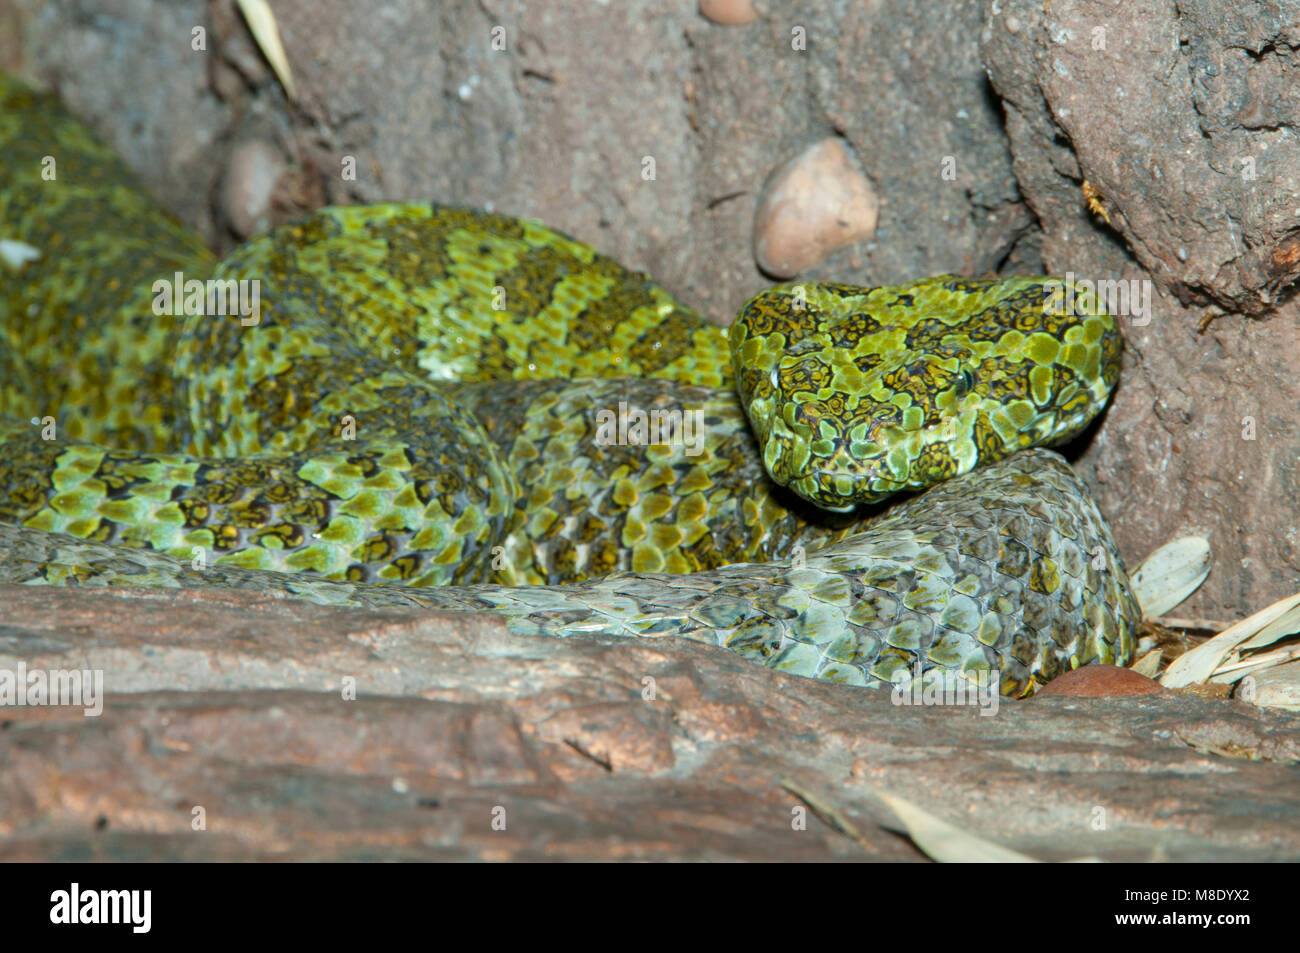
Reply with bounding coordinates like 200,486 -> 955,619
0,76 -> 1138,696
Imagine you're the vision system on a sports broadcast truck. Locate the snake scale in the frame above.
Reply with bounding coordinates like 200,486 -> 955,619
0,74 -> 1138,696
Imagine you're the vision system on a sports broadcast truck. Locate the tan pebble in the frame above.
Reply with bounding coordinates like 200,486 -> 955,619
223,139 -> 286,239
1037,664 -> 1166,698
699,0 -> 760,25
752,137 -> 878,278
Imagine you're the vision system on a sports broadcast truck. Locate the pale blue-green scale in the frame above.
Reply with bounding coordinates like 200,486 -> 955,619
629,615 -> 689,637
976,614 -> 1005,647
692,599 -> 750,629
899,608 -> 941,647
810,574 -> 853,604
297,458 -> 368,500
902,574 -> 954,613
846,594 -> 899,628
217,546 -> 284,573
118,507 -> 187,554
95,496 -> 154,527
991,592 -> 1020,616
769,642 -> 824,676
788,602 -> 849,645
1037,528 -> 1065,561
341,493 -> 410,543
720,633 -> 768,664
819,664 -> 869,687
47,486 -> 102,529
926,633 -> 968,667
951,573 -> 986,598
824,631 -> 874,666
123,471 -> 188,503
937,593 -> 982,632
914,549 -> 956,577
310,516 -> 369,550
135,512 -> 191,554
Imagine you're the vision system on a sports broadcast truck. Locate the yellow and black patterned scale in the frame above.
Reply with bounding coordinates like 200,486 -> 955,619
0,74 -> 1137,695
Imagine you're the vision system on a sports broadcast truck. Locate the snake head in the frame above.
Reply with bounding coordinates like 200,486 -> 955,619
730,277 -> 1122,511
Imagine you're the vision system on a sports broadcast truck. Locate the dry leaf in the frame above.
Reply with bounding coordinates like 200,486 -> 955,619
1131,647 -> 1163,678
1130,536 -> 1211,618
236,0 -> 296,100
1161,590 -> 1300,689
874,791 -> 1041,862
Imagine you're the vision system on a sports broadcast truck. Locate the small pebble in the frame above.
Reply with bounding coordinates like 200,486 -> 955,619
699,0 -> 760,25
1037,664 -> 1166,698
752,137 -> 879,278
223,139 -> 286,239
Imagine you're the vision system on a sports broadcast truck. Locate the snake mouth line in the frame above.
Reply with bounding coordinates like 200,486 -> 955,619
794,465 -> 908,511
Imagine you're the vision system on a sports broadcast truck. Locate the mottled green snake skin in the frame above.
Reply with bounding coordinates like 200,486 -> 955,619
0,75 -> 1138,696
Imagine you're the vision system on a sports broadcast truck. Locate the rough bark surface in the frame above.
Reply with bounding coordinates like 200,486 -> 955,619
3,585 -> 1297,861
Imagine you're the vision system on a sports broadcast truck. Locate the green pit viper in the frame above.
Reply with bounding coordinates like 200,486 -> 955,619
0,74 -> 1138,696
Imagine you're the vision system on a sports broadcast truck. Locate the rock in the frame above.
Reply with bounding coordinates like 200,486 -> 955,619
984,0 -> 1300,312
0,0 -> 22,73
752,137 -> 879,278
222,139 -> 286,239
699,0 -> 759,27
6,0 -> 1300,860
1037,665 -> 1166,698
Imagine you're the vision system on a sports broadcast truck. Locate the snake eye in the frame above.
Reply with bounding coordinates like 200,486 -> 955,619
954,368 -> 975,398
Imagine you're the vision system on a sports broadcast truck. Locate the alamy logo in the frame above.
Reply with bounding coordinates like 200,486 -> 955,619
152,272 -> 261,325
890,662 -> 1000,716
594,401 -> 706,457
1042,272 -> 1151,326
0,662 -> 103,716
50,884 -> 151,933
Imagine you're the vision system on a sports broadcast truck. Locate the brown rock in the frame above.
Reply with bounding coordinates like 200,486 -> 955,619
699,0 -> 760,27
752,137 -> 879,278
1037,665 -> 1166,698
0,0 -> 22,73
